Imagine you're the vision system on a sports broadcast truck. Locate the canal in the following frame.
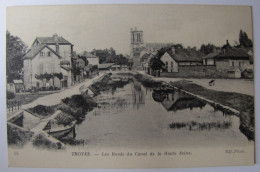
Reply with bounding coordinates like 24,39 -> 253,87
74,75 -> 253,149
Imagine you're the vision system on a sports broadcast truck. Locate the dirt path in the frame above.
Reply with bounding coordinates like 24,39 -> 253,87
21,74 -> 105,110
137,71 -> 254,96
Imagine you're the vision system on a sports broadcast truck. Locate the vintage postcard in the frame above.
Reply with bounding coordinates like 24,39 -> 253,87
6,4 -> 255,168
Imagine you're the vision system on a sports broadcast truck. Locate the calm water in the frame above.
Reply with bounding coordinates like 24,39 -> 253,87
74,76 -> 252,149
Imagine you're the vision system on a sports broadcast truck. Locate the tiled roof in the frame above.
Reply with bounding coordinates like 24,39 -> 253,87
13,80 -> 23,84
98,63 -> 115,69
112,65 -> 121,68
202,51 -> 220,59
35,36 -> 72,45
166,49 -> 203,62
23,44 -> 63,60
23,44 -> 46,59
60,66 -> 71,71
60,60 -> 70,65
215,48 -> 250,60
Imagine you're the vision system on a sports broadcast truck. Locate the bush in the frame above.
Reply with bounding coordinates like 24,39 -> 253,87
7,123 -> 33,146
33,133 -> 63,149
57,103 -> 85,121
7,91 -> 15,100
28,105 -> 55,117
62,94 -> 97,112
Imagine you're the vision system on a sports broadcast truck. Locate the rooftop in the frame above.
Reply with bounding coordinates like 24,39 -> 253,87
99,63 -> 115,69
166,49 -> 203,62
23,44 -> 63,60
35,34 -> 72,45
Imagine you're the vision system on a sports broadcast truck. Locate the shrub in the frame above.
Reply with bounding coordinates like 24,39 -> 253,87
7,91 -> 15,100
28,105 -> 55,117
33,133 -> 63,149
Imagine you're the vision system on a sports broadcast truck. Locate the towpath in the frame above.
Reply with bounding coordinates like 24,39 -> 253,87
22,73 -> 105,109
137,71 -> 254,96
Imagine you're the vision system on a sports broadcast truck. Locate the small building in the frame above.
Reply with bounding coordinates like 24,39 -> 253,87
111,65 -> 121,71
78,51 -> 99,68
203,47 -> 251,78
98,63 -> 115,71
202,51 -> 220,65
121,65 -> 129,71
228,66 -> 241,79
241,69 -> 254,79
7,80 -> 24,93
13,80 -> 24,93
160,48 -> 203,72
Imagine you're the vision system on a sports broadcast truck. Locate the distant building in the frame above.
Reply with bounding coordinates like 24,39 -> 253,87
111,65 -> 121,71
203,46 -> 251,78
130,27 -> 144,58
7,80 -> 24,93
98,63 -> 115,71
160,47 -> 203,72
78,51 -> 99,68
23,34 -> 73,90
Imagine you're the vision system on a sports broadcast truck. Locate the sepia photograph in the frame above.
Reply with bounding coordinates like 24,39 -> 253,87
4,3 -> 256,169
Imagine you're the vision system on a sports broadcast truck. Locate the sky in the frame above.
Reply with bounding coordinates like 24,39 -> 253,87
6,4 -> 253,55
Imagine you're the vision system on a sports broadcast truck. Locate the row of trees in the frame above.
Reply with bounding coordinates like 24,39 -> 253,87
90,48 -> 133,66
149,30 -> 253,71
6,31 -> 28,83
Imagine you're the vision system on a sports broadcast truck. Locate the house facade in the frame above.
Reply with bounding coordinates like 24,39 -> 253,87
78,51 -> 99,68
23,34 -> 73,90
160,48 -> 203,73
203,47 -> 252,78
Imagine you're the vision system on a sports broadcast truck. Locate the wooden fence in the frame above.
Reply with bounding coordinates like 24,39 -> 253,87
7,100 -> 21,112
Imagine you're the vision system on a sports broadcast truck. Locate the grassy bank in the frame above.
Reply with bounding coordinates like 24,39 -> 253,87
133,73 -> 163,87
134,74 -> 255,141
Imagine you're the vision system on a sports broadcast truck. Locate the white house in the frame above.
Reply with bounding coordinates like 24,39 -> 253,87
160,48 -> 202,72
23,34 -> 73,90
79,51 -> 99,68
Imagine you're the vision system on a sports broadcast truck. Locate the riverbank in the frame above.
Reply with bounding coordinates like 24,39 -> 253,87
7,73 -> 132,149
133,73 -> 255,141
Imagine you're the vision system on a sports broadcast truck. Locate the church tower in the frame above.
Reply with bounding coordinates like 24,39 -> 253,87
130,27 -> 144,58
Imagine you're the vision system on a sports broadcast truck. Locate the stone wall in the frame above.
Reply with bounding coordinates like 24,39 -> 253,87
160,65 -> 228,78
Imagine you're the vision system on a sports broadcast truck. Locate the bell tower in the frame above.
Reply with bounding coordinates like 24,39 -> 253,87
130,27 -> 144,58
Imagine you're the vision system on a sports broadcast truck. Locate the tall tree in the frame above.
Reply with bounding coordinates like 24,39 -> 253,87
6,31 -> 28,82
239,30 -> 253,48
199,43 -> 216,54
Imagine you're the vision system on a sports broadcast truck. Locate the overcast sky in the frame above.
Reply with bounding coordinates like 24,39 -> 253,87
6,4 -> 253,55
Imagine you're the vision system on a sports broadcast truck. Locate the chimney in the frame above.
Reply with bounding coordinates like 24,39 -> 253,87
226,39 -> 230,47
171,47 -> 175,54
53,33 -> 58,41
93,49 -> 96,56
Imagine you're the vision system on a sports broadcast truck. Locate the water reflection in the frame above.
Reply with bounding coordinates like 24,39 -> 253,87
131,78 -> 145,110
153,90 -> 206,112
72,75 -> 251,148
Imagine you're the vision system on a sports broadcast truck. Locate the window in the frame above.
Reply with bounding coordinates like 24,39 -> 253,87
165,61 -> 168,71
40,52 -> 45,57
231,61 -> 234,66
47,51 -> 51,57
56,44 -> 59,55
